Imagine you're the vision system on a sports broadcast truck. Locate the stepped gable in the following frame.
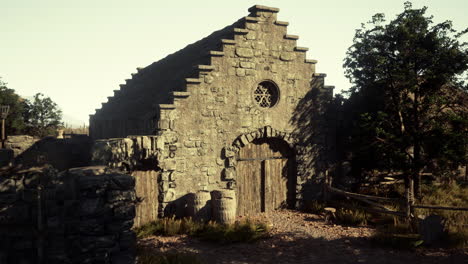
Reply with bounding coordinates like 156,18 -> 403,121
93,19 -> 245,121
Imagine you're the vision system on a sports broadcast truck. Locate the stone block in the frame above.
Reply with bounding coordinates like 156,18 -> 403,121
223,168 -> 236,180
113,204 -> 135,220
240,61 -> 255,69
106,191 -> 136,203
109,174 -> 135,190
236,68 -> 246,77
280,52 -> 296,61
235,47 -> 254,58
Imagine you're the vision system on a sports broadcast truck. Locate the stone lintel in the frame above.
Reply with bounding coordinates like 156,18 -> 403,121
305,59 -> 318,64
185,78 -> 202,84
313,73 -> 327,77
209,51 -> 224,57
172,91 -> 190,98
196,65 -> 215,71
324,85 -> 335,90
234,28 -> 249,34
244,16 -> 260,22
248,5 -> 280,13
285,34 -> 299,40
221,39 -> 236,45
275,21 -> 289,26
295,47 -> 309,52
159,104 -> 176,110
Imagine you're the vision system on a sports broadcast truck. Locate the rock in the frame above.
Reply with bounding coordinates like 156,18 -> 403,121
419,215 -> 446,245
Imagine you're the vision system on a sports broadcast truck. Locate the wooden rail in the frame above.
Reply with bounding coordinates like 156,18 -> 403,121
412,205 -> 468,211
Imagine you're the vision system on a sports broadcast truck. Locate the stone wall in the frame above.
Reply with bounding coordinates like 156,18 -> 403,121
0,165 -> 136,264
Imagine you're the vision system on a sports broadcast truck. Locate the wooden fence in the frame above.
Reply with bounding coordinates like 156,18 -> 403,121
323,170 -> 468,219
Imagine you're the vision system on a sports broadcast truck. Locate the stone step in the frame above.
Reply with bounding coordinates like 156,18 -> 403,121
305,59 -> 318,64
275,21 -> 289,26
285,34 -> 299,40
221,39 -> 236,45
196,65 -> 215,71
234,28 -> 249,34
185,78 -> 202,84
295,47 -> 309,52
209,51 -> 224,57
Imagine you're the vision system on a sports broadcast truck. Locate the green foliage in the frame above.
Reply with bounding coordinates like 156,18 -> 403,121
135,217 -> 269,244
23,93 -> 63,137
0,78 -> 26,135
341,2 -> 468,185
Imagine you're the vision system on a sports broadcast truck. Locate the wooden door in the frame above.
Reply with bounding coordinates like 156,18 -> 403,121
132,170 -> 160,227
236,138 -> 295,216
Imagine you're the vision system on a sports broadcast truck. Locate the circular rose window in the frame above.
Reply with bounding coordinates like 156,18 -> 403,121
254,81 -> 279,108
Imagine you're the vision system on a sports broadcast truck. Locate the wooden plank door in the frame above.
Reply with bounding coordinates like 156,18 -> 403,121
236,138 -> 294,216
236,159 -> 262,216
132,170 -> 159,227
264,158 -> 288,212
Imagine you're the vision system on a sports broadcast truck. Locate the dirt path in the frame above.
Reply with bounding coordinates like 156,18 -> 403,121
138,210 -> 467,264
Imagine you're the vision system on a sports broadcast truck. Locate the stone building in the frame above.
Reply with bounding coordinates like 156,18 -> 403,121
90,5 -> 335,222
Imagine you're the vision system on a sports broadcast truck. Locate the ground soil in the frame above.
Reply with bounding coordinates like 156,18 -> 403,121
137,210 -> 467,264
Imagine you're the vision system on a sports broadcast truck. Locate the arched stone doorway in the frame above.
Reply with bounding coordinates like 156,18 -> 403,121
236,138 -> 296,216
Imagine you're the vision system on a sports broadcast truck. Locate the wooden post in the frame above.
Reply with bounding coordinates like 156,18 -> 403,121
324,169 -> 330,202
1,118 -> 5,148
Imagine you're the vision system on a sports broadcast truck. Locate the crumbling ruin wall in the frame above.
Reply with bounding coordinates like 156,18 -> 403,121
0,166 -> 136,264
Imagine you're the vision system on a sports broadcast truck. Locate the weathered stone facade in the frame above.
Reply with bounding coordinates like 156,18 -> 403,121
0,166 -> 137,264
90,5 -> 334,218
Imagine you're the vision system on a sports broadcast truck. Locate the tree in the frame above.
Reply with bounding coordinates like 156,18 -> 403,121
23,93 -> 63,137
0,77 -> 27,135
342,2 -> 468,198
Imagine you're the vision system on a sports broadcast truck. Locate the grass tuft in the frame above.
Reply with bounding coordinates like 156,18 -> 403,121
135,217 -> 269,244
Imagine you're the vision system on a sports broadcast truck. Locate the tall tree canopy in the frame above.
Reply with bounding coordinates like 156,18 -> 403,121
23,93 -> 63,137
342,2 -> 468,196
0,78 -> 26,135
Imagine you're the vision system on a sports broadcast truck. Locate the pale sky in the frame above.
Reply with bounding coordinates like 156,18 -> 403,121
1,0 -> 467,126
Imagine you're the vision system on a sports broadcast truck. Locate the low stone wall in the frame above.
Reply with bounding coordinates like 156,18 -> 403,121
4,135 -> 39,157
92,136 -> 160,170
0,165 -> 136,264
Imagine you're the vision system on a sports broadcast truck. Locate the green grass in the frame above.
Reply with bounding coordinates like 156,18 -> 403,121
135,217 -> 269,244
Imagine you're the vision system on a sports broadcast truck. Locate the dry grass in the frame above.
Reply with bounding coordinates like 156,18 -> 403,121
134,217 -> 269,244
